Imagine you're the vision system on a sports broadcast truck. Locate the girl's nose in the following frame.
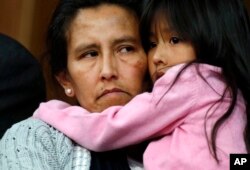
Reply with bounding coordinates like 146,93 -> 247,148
153,45 -> 168,66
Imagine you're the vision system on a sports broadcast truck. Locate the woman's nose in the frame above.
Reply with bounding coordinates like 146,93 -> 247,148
100,54 -> 118,80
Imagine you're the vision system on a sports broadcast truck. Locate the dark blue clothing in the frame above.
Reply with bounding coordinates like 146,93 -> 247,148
0,33 -> 46,138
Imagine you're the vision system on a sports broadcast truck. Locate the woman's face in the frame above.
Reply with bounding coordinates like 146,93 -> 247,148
57,4 -> 147,112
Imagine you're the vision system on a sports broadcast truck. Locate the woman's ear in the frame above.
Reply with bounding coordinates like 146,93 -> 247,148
55,71 -> 75,97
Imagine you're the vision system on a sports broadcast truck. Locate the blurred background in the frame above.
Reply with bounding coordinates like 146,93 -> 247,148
0,0 -> 61,100
0,0 -> 250,100
0,0 -> 58,59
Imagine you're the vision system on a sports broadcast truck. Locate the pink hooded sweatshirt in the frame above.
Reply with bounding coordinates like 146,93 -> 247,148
34,64 -> 247,170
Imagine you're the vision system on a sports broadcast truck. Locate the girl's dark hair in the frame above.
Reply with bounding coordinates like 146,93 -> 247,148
46,0 -> 142,76
141,0 -> 250,162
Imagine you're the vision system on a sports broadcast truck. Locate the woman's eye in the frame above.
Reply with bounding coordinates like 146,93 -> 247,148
169,36 -> 181,44
119,46 -> 135,54
81,51 -> 98,58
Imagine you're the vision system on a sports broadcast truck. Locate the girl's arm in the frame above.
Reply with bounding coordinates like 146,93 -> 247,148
34,68 -> 197,152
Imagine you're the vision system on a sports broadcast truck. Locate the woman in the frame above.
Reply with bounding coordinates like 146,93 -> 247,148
0,0 -> 148,169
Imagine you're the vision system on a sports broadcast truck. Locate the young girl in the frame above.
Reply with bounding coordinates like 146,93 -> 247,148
34,0 -> 250,169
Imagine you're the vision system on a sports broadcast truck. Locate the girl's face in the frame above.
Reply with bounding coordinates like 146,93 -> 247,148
148,14 -> 196,82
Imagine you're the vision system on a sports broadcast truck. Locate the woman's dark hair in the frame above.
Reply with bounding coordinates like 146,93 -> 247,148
141,0 -> 250,162
46,0 -> 142,76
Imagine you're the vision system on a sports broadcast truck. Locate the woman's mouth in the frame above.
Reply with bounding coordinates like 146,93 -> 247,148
98,88 -> 129,99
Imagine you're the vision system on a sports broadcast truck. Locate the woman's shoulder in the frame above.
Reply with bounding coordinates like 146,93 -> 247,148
1,117 -> 75,154
5,117 -> 54,129
3,117 -> 70,140
0,118 -> 76,169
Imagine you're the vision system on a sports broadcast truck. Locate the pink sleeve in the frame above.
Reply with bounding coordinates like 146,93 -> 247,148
33,72 -> 197,152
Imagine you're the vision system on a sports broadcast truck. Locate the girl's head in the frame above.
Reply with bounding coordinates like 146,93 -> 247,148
141,4 -> 197,82
141,0 -> 250,84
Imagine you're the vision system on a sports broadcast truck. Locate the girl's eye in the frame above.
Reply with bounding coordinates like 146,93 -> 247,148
149,41 -> 157,49
81,51 -> 98,58
119,46 -> 135,54
169,36 -> 181,44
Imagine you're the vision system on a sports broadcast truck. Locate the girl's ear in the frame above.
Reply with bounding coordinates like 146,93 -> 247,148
55,71 -> 75,97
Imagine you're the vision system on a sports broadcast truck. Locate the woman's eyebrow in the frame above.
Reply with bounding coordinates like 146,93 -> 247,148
74,43 -> 99,54
111,36 -> 138,45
